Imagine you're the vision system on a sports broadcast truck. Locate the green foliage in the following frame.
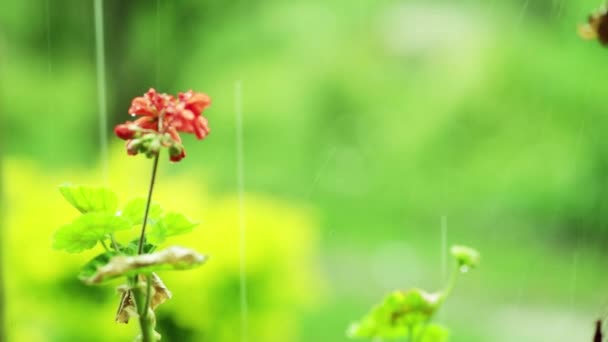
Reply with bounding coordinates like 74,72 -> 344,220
120,198 -> 162,226
347,289 -> 441,340
59,184 -> 118,214
53,213 -> 132,253
54,183 -> 207,342
54,186 -> 199,254
147,213 -> 199,244
347,245 -> 480,341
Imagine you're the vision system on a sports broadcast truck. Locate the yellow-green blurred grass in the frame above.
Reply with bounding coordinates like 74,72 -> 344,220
2,145 -> 325,341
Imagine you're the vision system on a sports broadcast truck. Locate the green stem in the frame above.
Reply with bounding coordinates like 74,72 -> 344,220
110,233 -> 121,253
132,112 -> 165,342
100,239 -> 110,252
412,318 -> 431,342
132,281 -> 156,342
0,132 -> 5,342
137,152 -> 160,255
132,149 -> 161,342
142,274 -> 152,320
441,263 -> 460,302
406,324 -> 414,342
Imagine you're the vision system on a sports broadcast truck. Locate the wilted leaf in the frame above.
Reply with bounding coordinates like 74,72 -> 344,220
347,289 -> 441,339
53,213 -> 132,253
115,285 -> 136,324
59,184 -> 118,214
121,198 -> 163,226
147,212 -> 199,244
115,273 -> 172,323
450,245 -> 480,271
83,246 -> 207,284
149,273 -> 172,309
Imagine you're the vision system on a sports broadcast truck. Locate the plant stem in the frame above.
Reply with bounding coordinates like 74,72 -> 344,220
133,150 -> 161,342
137,152 -> 160,255
110,233 -> 121,253
100,240 -> 110,252
132,282 -> 156,342
143,274 -> 152,319
441,263 -> 459,301
0,134 -> 5,342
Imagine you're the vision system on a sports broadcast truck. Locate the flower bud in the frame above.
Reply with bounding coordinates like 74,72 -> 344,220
169,143 -> 186,162
115,124 -> 136,140
148,139 -> 161,153
126,139 -> 141,156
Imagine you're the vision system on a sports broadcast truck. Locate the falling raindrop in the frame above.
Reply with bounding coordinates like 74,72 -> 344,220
93,0 -> 108,184
235,80 -> 249,342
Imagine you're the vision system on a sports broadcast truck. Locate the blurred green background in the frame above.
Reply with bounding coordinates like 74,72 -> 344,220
1,0 -> 608,341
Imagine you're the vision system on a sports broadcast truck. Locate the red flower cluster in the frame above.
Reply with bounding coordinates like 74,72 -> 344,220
114,88 -> 211,162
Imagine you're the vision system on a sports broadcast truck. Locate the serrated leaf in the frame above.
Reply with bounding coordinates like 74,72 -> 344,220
53,224 -> 99,253
82,246 -> 207,284
347,289 -> 441,339
147,212 -> 199,244
53,213 -> 132,253
120,198 -> 162,226
59,184 -> 118,214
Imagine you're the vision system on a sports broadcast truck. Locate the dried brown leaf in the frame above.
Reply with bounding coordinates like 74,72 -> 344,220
83,246 -> 206,285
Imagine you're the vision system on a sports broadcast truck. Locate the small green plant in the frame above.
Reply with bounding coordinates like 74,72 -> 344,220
53,88 -> 212,342
347,245 -> 480,342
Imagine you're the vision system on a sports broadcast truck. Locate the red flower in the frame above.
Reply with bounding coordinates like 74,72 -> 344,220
115,88 -> 211,162
180,90 -> 211,116
128,89 -> 174,117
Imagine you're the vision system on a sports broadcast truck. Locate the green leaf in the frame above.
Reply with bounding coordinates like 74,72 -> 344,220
53,213 -> 132,253
53,224 -> 99,253
120,198 -> 162,226
122,239 -> 156,255
78,251 -> 119,279
82,246 -> 207,284
59,184 -> 118,214
147,212 -> 199,244
347,289 -> 441,339
450,245 -> 480,271
420,324 -> 449,342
